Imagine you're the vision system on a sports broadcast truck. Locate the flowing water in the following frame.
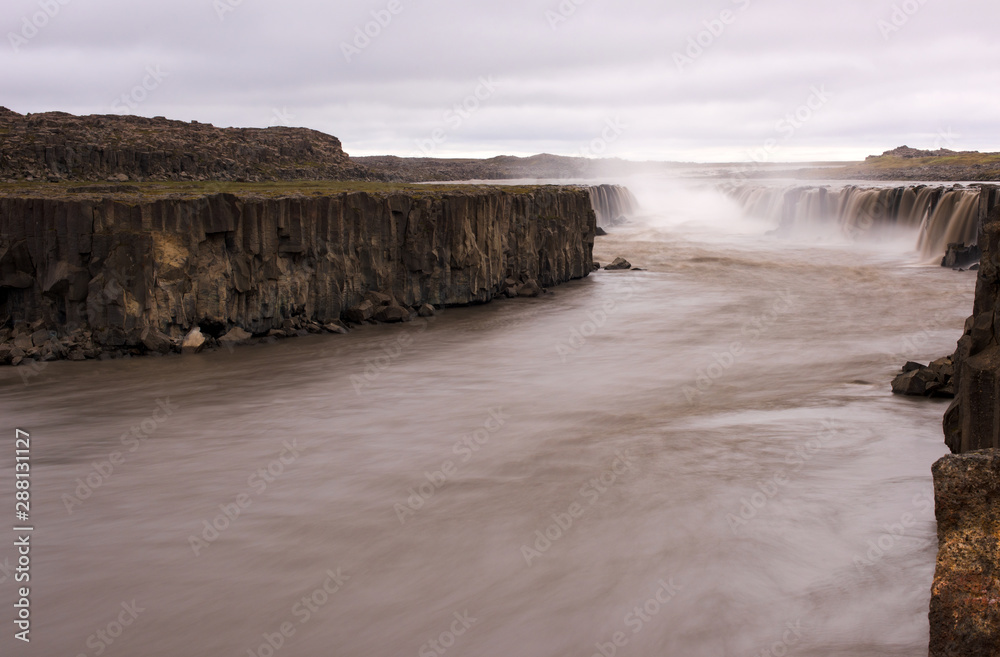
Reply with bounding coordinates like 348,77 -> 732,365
0,177 -> 974,656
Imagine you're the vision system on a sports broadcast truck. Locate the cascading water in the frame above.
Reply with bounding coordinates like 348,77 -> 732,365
589,184 -> 639,227
724,183 -> 992,261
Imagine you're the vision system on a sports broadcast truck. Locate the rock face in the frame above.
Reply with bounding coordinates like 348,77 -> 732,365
0,108 -> 373,182
929,452 -> 1000,657
942,242 -> 982,269
0,185 -> 595,361
944,203 -> 1000,453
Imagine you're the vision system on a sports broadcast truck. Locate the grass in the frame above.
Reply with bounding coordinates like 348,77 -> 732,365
0,179 -> 581,200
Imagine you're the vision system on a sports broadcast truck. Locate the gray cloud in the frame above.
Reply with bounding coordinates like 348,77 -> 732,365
2,0 -> 998,161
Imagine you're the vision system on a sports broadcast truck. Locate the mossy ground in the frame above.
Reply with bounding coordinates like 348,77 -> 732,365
0,180 -> 580,201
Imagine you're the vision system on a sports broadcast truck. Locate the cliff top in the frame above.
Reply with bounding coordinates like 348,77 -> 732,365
0,179 -> 586,201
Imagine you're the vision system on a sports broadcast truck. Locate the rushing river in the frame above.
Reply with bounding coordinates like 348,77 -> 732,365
0,179 -> 973,656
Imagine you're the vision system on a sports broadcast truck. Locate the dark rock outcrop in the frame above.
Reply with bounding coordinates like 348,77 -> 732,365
942,242 -> 982,269
944,203 -> 1000,453
0,109 -> 374,183
0,185 -> 596,362
929,451 -> 1000,657
891,358 -> 955,398
605,257 -> 632,271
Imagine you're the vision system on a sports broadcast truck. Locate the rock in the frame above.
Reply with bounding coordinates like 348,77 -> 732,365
181,327 -> 206,355
323,322 -> 349,335
941,242 -> 981,269
219,327 -> 253,346
929,451 -> 1000,657
417,304 -> 436,318
517,280 -> 542,298
375,305 -> 409,323
0,344 -> 11,364
345,300 -> 376,323
141,327 -> 173,354
365,291 -> 394,307
929,357 -> 955,380
593,262 -> 601,271
67,349 -> 87,361
267,329 -> 286,339
605,257 -> 632,271
595,226 -> 608,236
903,361 -> 926,373
892,369 -> 936,396
13,335 -> 32,351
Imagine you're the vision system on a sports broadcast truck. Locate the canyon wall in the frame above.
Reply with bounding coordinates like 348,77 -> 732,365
929,200 -> 1000,657
0,185 -> 595,360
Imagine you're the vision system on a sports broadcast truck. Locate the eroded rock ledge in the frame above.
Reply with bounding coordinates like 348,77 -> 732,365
930,452 -> 1000,657
0,183 -> 596,363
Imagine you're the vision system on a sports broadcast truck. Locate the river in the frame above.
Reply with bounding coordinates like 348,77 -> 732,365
0,177 -> 971,656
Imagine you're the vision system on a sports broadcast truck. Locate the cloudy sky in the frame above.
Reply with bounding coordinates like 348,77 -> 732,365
2,0 -> 998,162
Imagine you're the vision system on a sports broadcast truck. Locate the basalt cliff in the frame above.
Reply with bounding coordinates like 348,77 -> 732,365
0,183 -> 597,363
929,203 -> 1000,656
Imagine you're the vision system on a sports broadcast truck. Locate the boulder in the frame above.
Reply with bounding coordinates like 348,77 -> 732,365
417,304 -> 436,318
219,327 -> 253,346
365,291 -> 394,307
344,300 -> 375,323
517,280 -> 542,298
13,335 -> 32,351
31,329 -> 52,347
323,322 -> 349,335
375,305 -> 409,323
929,451 -> 1000,657
595,226 -> 608,236
141,327 -> 174,354
605,257 -> 632,271
941,242 -> 981,269
181,327 -> 206,355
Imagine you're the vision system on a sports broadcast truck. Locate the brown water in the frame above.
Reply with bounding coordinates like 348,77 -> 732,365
0,184 -> 974,656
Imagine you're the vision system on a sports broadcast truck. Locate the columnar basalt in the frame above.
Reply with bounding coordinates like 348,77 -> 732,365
0,185 -> 596,362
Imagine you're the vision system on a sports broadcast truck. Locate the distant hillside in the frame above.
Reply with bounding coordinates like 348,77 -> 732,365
0,108 -> 375,182
808,145 -> 1000,181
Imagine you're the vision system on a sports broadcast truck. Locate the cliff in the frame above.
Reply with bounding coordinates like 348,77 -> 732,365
929,199 -> 1000,656
0,183 -> 595,362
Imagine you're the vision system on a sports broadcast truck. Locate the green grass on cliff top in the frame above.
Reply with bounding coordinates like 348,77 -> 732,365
839,152 -> 1000,172
0,180 -> 583,200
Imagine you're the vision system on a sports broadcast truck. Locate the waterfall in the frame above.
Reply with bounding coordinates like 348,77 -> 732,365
589,184 -> 639,227
724,183 -> 995,260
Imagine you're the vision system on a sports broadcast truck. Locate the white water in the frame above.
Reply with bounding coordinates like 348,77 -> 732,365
0,177 -> 974,656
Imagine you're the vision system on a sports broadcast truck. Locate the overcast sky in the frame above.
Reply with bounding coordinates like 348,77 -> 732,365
2,0 -> 998,162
